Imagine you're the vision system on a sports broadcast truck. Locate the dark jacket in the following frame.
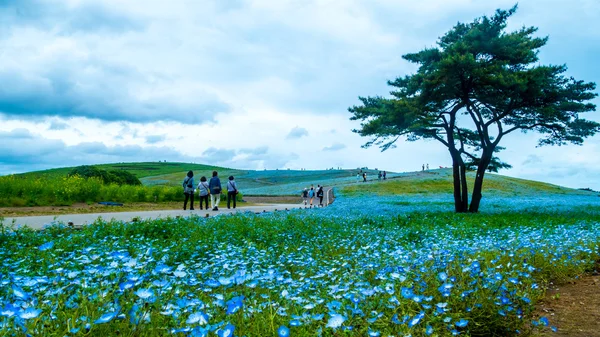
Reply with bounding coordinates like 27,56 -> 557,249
317,187 -> 324,197
209,177 -> 222,194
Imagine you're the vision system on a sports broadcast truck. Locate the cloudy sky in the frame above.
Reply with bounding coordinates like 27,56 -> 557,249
1,0 -> 599,189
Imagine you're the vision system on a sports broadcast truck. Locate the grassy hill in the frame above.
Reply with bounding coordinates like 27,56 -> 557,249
5,162 -> 595,198
341,169 -> 593,197
14,162 -> 231,180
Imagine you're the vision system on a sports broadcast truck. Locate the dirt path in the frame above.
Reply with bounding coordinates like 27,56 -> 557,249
534,274 -> 600,336
2,203 -> 304,230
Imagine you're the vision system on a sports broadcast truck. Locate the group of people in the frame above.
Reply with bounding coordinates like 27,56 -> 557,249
182,170 -> 238,211
301,185 -> 325,208
356,170 -> 387,183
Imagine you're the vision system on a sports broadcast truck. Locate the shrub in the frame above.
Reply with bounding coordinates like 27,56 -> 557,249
67,166 -> 142,186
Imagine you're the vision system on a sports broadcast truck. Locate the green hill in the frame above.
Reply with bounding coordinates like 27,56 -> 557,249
5,162 -> 594,198
341,169 -> 593,197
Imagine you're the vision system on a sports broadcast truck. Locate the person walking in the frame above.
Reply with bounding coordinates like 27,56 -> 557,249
426,163 -> 429,170
208,171 -> 222,211
363,172 -> 367,182
302,188 -> 309,206
356,172 -> 360,183
383,171 -> 387,180
308,186 -> 315,207
378,171 -> 382,181
226,176 -> 238,209
182,171 -> 195,210
197,176 -> 210,210
317,185 -> 324,207
422,164 -> 425,171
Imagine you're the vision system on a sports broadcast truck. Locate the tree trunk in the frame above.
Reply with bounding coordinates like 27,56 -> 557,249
469,151 -> 493,213
460,161 -> 469,211
451,151 -> 468,213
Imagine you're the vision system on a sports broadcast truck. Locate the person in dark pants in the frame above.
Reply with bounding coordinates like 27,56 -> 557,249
226,176 -> 238,209
209,171 -> 222,211
182,170 -> 195,210
197,176 -> 210,210
317,185 -> 324,207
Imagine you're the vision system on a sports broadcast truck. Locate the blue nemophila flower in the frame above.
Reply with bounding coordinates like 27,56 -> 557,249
190,326 -> 209,337
152,279 -> 170,288
401,287 -> 414,299
456,319 -> 469,328
226,296 -> 244,315
186,312 -> 209,325
312,314 -> 324,321
119,280 -> 135,291
391,314 -> 401,325
153,264 -> 172,274
1,303 -> 19,317
551,326 -> 558,332
408,312 -> 425,328
205,279 -> 221,287
94,310 -> 119,324
290,319 -> 302,326
12,285 -> 30,301
426,325 -> 434,335
368,329 -> 381,337
217,323 -> 235,337
38,241 -> 54,251
135,288 -> 154,300
438,271 -> 448,281
326,314 -> 345,328
128,304 -> 139,325
278,325 -> 290,337
218,276 -> 232,286
539,317 -> 549,326
19,308 -> 41,320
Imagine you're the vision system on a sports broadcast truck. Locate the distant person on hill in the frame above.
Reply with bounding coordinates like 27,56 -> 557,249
302,188 -> 309,206
317,185 -> 324,207
209,171 -> 222,211
356,172 -> 360,183
426,163 -> 429,170
363,172 -> 367,182
182,171 -> 195,210
378,171 -> 382,181
308,186 -> 315,207
422,164 -> 425,171
383,171 -> 387,180
226,176 -> 238,209
197,176 -> 210,210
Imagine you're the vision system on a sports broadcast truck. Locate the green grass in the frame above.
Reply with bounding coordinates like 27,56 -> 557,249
342,169 -> 590,197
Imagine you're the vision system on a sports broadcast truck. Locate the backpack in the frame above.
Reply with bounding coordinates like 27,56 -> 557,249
183,177 -> 192,188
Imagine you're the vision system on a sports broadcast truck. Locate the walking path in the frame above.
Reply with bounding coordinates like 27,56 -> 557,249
2,188 -> 335,230
2,204 -> 303,230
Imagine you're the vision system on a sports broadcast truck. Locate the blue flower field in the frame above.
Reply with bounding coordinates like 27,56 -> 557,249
1,193 -> 599,336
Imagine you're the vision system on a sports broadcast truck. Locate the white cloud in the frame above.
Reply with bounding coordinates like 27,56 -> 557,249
323,143 -> 347,152
0,0 -> 598,189
286,127 -> 309,139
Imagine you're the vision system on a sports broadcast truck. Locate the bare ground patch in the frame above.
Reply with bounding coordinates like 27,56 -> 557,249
0,201 -> 261,217
534,271 -> 600,336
